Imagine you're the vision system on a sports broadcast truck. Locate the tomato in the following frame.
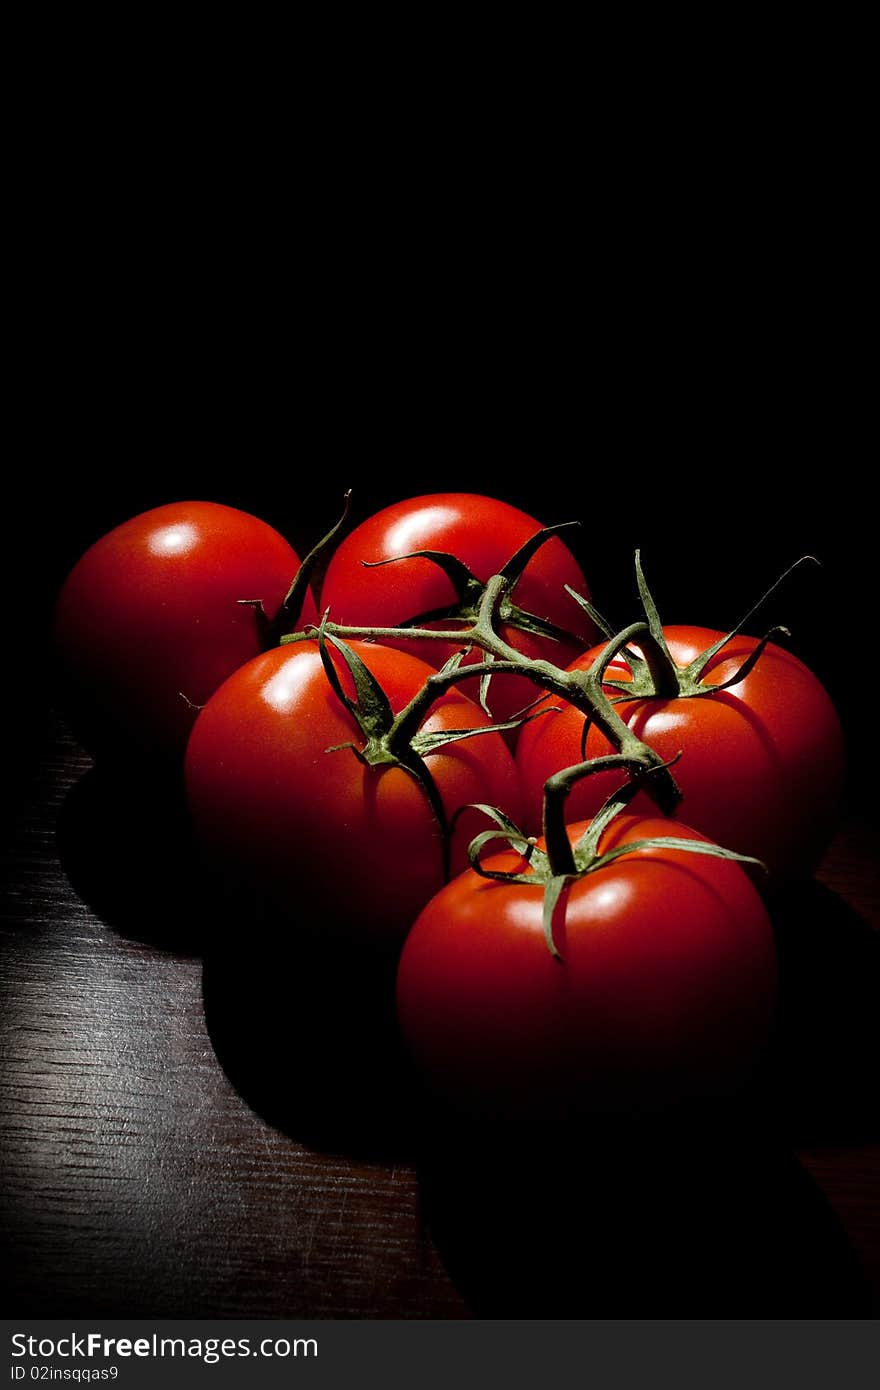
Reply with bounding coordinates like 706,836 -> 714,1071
184,640 -> 523,948
515,626 -> 845,879
396,813 -> 777,1116
54,501 -> 316,759
319,493 -> 596,724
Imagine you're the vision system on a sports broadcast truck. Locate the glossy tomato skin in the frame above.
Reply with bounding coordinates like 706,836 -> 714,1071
515,627 -> 846,880
54,501 -> 316,760
396,815 -> 777,1117
185,641 -> 523,949
320,493 -> 596,724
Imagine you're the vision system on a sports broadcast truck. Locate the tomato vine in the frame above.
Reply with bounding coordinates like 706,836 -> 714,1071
282,522 -> 685,817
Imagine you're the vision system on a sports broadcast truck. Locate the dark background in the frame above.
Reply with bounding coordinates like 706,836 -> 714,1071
4,435 -> 877,1317
3,69 -> 876,1315
10,359 -> 872,818
6,0 -> 871,818
9,61 -> 871,781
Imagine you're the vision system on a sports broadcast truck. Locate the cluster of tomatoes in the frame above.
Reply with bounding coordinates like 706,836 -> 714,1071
54,493 -> 846,1119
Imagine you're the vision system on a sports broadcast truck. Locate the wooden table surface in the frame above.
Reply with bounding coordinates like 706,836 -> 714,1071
2,715 -> 878,1319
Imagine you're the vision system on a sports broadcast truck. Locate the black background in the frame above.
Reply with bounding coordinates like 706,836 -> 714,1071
11,326 -> 871,817
7,0 -> 871,810
5,374 -> 876,1317
3,78 -> 875,1317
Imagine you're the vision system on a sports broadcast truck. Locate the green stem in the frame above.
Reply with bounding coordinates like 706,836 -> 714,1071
284,586 -> 682,815
633,550 -> 680,696
271,490 -> 353,641
283,621 -> 478,646
632,628 -> 682,698
541,754 -> 660,877
390,658 -> 526,750
572,622 -> 682,814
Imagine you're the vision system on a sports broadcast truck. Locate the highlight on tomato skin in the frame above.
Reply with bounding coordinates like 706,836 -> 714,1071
515,626 -> 846,881
395,814 -> 778,1120
319,492 -> 597,726
54,500 -> 317,762
184,640 -> 524,951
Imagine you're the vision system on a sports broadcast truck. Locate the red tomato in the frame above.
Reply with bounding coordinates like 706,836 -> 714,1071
319,493 -> 596,723
515,627 -> 845,879
54,501 -> 316,759
185,641 -> 523,948
396,814 -> 777,1116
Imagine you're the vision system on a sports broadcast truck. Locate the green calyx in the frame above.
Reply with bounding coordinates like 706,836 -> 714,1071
315,620 -> 543,881
566,552 -> 815,703
466,760 -> 765,962
362,521 -> 585,650
264,523 -> 809,957
282,546 -> 685,821
239,490 -> 354,646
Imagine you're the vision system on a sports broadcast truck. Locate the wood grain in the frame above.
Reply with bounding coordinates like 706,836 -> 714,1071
1,718 -> 877,1317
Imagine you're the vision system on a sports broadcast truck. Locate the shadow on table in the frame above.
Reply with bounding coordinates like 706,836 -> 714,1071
56,763 -> 208,956
761,878 -> 880,1143
202,915 -> 416,1164
417,874 -> 878,1317
58,765 -> 418,1161
417,1108 -> 871,1317
200,870 -> 878,1310
57,773 -> 874,1314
